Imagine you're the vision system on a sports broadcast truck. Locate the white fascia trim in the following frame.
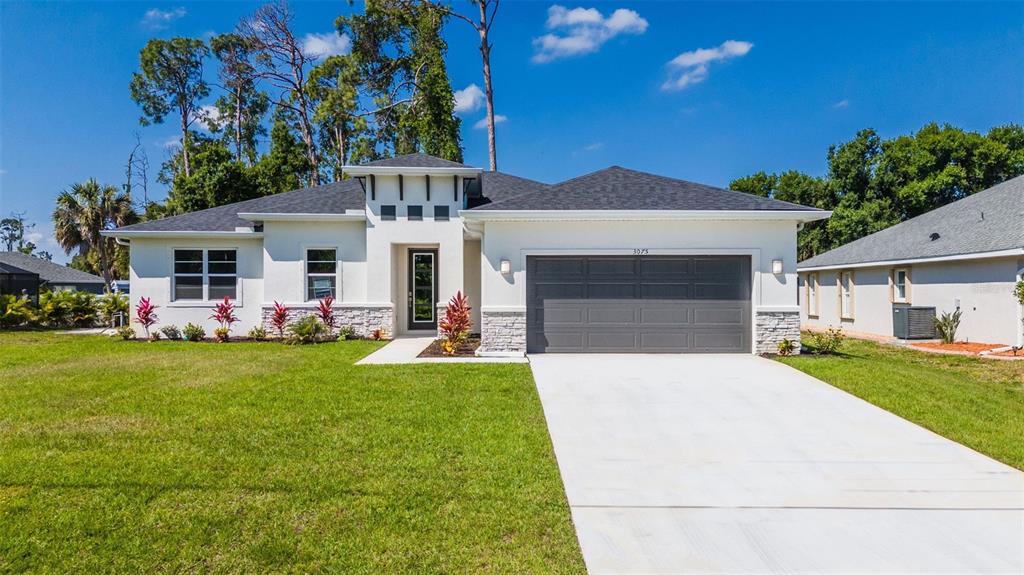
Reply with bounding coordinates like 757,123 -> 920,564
480,305 -> 527,313
797,247 -> 1024,272
101,230 -> 263,239
342,166 -> 482,177
261,301 -> 394,309
237,211 -> 366,222
756,305 -> 801,313
459,209 -> 832,223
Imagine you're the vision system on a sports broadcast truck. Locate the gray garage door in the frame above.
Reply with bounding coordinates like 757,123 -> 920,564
526,255 -> 751,353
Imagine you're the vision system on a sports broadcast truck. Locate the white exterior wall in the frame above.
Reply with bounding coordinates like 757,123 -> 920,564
365,175 -> 467,333
801,256 -> 1024,345
129,237 -> 264,333
479,219 -> 800,311
262,220 -> 367,305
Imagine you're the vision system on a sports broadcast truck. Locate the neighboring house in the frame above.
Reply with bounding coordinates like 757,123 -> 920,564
104,154 -> 828,355
0,251 -> 106,295
798,176 -> 1024,346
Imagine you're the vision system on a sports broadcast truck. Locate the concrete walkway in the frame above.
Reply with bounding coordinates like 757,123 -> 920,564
356,336 -> 528,364
530,354 -> 1024,574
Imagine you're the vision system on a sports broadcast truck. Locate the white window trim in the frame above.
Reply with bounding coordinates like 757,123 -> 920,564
892,267 -> 910,304
171,247 -> 239,303
806,272 -> 819,317
839,270 -> 855,320
304,246 -> 340,302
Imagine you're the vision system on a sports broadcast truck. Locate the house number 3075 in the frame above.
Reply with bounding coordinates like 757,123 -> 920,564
632,248 -> 649,255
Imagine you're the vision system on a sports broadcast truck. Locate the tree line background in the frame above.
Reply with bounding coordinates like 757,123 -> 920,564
2,0 -> 1021,286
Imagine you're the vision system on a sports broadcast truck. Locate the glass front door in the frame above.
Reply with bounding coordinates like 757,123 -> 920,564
408,250 -> 437,330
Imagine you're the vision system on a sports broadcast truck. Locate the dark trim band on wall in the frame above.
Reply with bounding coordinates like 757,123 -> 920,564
399,174 -> 404,201
425,175 -> 430,201
453,175 -> 458,201
369,174 -> 376,201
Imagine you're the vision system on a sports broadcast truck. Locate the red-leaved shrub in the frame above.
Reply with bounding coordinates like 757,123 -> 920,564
134,296 -> 159,339
438,291 -> 472,355
209,296 -> 238,342
317,294 -> 336,331
271,301 -> 289,338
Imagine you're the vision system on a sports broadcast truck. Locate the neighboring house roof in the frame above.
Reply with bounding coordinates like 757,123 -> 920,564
472,166 -> 824,212
799,175 -> 1024,269
364,153 -> 473,169
113,180 -> 365,233
0,251 -> 105,285
0,260 -> 37,276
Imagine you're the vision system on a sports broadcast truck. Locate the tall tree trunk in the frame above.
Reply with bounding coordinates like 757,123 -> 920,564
296,96 -> 320,186
180,110 -> 191,177
97,235 -> 112,289
478,2 -> 497,171
234,85 -> 243,163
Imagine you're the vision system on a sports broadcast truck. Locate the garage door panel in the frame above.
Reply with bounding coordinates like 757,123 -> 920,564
587,258 -> 636,276
587,282 -> 637,299
533,258 -> 584,277
587,306 -> 637,324
534,282 -> 585,299
640,283 -> 693,299
693,306 -> 747,326
640,331 -> 692,350
639,306 -> 690,325
586,332 -> 639,350
526,255 -> 750,353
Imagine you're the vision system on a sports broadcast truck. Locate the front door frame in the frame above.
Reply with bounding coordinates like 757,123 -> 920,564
407,248 -> 439,331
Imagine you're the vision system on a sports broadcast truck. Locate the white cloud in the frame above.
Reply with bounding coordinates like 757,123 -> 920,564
142,7 -> 186,29
583,142 -> 603,151
301,32 -> 351,59
25,231 -> 43,244
833,99 -> 850,109
662,40 -> 753,91
474,115 -> 507,130
192,105 -> 222,131
156,135 -> 180,149
454,84 -> 485,114
532,5 -> 648,63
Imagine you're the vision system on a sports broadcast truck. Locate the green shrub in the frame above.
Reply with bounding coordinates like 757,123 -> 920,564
1,295 -> 33,328
777,338 -> 796,356
116,325 -> 136,340
338,325 -> 356,340
808,327 -> 845,355
99,292 -> 129,327
286,315 -> 331,344
36,290 -> 72,327
183,322 -> 206,342
248,325 -> 268,341
934,309 -> 962,344
68,291 -> 99,327
159,325 -> 182,340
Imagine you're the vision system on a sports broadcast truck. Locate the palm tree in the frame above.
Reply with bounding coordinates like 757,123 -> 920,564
53,180 -> 137,288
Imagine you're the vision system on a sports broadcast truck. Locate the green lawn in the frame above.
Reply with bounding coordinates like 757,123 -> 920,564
778,336 -> 1024,470
0,332 -> 585,574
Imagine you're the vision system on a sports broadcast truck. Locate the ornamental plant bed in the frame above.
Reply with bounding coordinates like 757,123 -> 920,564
418,336 -> 481,358
911,341 -> 1004,355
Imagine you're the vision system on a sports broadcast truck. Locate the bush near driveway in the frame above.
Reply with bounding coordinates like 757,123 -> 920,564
0,332 -> 585,574
778,335 -> 1024,470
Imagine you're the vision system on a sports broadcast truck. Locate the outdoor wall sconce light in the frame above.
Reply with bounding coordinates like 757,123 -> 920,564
772,259 -> 784,274
500,259 -> 512,275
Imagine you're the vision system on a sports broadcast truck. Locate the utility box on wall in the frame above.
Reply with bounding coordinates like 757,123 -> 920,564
893,304 -> 938,339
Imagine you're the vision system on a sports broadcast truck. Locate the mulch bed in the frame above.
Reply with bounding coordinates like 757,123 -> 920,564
418,336 -> 481,358
911,341 -> 1004,354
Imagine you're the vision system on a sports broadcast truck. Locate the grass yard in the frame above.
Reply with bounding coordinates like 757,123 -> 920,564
778,335 -> 1024,470
0,332 -> 585,574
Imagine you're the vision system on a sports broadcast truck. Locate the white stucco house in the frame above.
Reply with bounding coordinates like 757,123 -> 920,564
105,154 -> 829,355
798,176 -> 1024,346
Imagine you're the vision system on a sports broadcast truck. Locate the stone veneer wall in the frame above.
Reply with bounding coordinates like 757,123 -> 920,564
755,310 -> 801,354
478,310 -> 527,354
261,305 -> 393,339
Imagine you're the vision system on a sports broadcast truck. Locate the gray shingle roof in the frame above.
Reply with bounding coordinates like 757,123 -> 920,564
466,171 -> 552,209
0,251 -> 105,284
364,153 -> 472,168
472,166 -> 824,211
114,180 -> 365,233
799,175 -> 1024,268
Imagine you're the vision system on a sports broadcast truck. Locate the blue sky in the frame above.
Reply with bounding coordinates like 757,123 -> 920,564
1,1 -> 1022,263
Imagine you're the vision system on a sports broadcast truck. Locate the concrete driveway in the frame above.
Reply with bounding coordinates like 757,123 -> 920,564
530,354 -> 1024,574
